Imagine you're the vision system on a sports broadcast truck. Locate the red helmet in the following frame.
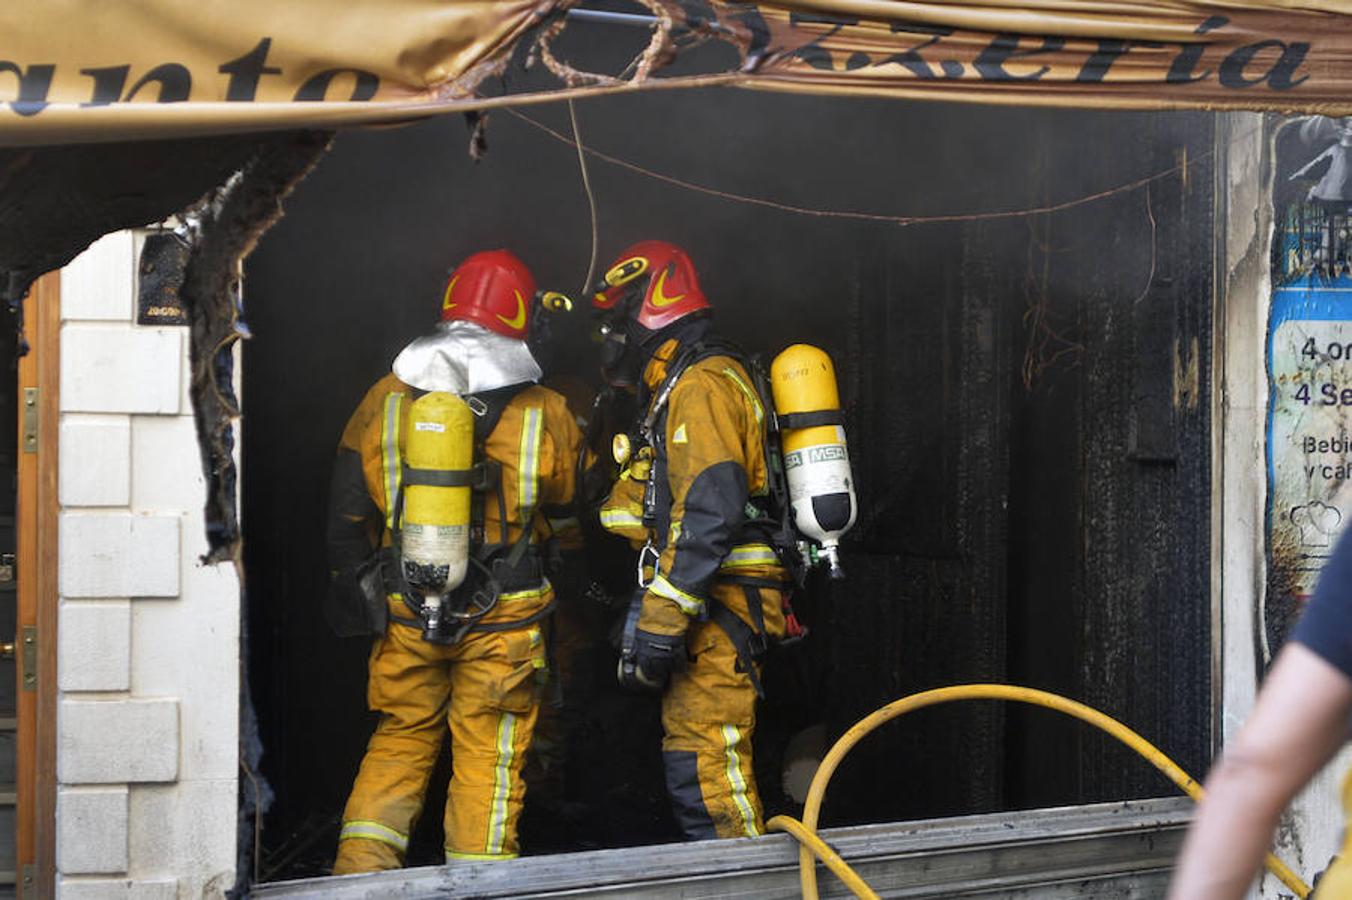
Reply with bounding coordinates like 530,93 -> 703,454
440,249 -> 536,340
592,240 -> 710,332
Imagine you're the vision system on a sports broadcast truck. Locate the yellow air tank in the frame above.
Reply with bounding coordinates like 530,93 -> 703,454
401,391 -> 474,600
771,344 -> 857,578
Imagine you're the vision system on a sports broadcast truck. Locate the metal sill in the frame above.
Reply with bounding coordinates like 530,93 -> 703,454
253,797 -> 1191,899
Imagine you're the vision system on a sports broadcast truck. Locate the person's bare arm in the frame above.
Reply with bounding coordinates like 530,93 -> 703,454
1168,642 -> 1352,899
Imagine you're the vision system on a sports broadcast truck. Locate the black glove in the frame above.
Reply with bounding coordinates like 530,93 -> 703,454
618,628 -> 687,692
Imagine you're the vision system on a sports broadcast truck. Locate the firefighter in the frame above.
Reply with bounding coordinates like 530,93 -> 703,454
592,240 -> 792,840
325,249 -> 582,872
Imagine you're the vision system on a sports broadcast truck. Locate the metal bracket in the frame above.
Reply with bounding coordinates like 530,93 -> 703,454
22,387 -> 37,454
20,625 -> 35,692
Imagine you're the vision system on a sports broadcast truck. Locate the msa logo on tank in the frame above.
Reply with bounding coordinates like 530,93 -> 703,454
786,445 -> 848,466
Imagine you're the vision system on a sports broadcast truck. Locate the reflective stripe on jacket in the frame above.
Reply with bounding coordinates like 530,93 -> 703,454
326,372 -> 582,590
609,350 -> 786,630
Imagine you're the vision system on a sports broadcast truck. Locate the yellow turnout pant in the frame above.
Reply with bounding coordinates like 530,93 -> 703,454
333,592 -> 548,873
660,579 -> 786,840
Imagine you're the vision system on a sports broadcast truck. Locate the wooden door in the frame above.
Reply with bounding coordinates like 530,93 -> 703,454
15,273 -> 58,898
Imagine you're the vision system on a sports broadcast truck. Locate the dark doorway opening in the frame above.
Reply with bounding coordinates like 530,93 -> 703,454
242,85 -> 1214,881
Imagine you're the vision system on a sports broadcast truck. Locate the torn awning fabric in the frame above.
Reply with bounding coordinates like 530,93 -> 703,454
4,0 -> 1352,146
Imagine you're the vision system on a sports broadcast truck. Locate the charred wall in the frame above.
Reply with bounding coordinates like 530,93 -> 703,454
999,119 -> 1214,808
242,81 -> 1214,875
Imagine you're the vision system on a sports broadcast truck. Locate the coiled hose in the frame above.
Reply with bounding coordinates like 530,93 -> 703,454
765,684 -> 1311,900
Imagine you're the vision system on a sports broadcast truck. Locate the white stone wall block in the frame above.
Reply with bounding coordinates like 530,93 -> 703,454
59,601 -> 131,692
58,699 -> 179,784
61,231 -> 135,322
57,877 -> 178,900
61,326 -> 182,415
131,417 -> 205,513
133,589 -> 238,781
60,513 -> 180,598
129,780 -> 236,897
57,786 -> 129,874
59,416 -> 132,507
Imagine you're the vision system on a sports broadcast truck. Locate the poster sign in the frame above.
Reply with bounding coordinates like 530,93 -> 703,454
1265,282 -> 1352,659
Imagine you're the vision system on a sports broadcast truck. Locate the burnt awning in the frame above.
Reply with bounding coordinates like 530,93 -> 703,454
2,0 -> 1351,145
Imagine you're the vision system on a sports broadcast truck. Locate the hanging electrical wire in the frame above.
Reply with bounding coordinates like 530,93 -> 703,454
506,106 -> 1229,229
568,99 -> 600,296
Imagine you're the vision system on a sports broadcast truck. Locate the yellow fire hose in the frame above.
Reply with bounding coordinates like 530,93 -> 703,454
765,684 -> 1312,900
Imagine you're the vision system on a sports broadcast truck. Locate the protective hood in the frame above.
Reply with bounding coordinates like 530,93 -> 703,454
392,320 -> 541,394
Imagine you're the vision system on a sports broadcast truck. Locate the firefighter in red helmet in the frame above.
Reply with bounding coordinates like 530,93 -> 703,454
326,249 -> 581,872
592,240 -> 793,839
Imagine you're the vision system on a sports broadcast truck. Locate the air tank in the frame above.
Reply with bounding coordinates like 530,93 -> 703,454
770,344 -> 857,579
401,391 -> 473,600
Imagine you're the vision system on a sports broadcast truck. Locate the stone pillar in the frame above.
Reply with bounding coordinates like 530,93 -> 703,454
54,231 -> 239,899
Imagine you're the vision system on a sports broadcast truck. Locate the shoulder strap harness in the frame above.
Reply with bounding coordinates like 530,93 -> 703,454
629,340 -> 808,693
387,382 -> 556,644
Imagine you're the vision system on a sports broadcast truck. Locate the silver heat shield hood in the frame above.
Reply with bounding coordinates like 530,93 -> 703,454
392,320 -> 542,394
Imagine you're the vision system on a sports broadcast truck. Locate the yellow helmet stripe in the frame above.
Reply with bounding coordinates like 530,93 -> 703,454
441,274 -> 459,311
649,266 -> 686,308
496,290 -> 528,331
